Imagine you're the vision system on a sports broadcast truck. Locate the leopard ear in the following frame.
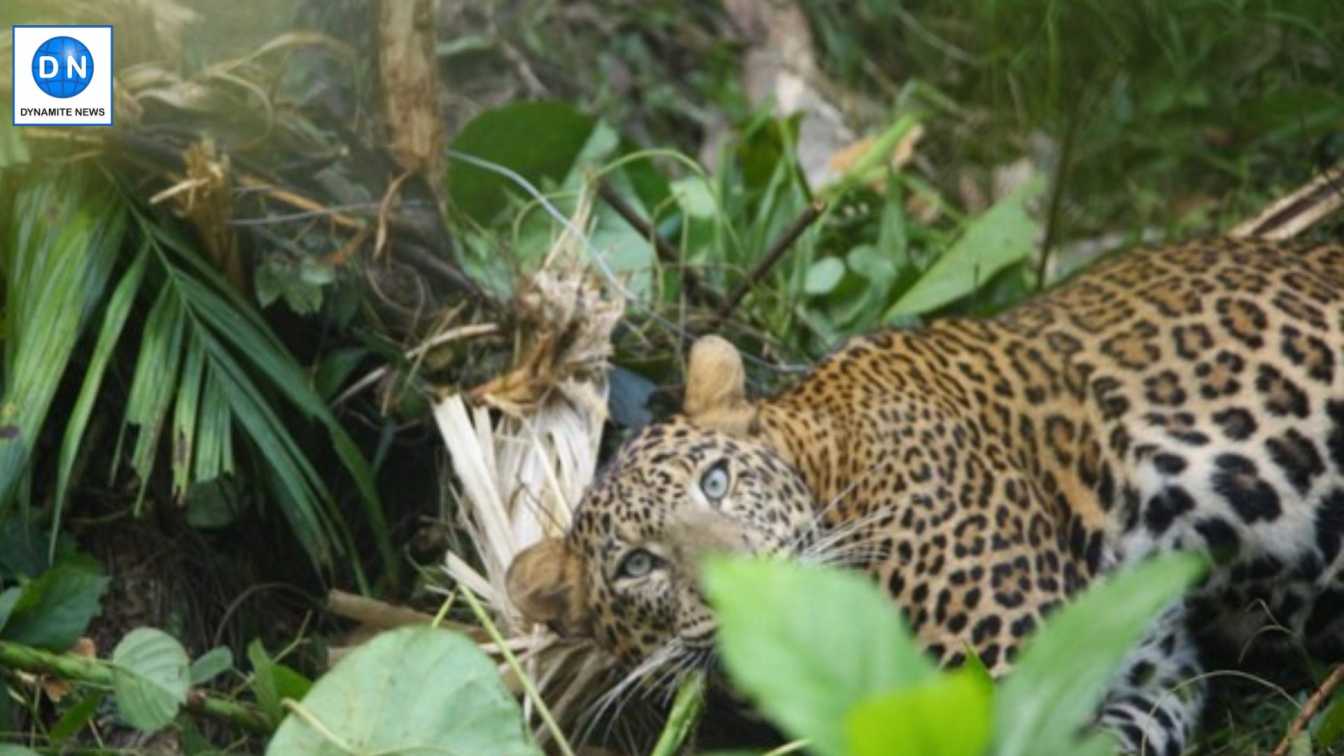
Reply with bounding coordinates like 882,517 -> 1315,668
506,537 -> 591,637
683,335 -> 752,434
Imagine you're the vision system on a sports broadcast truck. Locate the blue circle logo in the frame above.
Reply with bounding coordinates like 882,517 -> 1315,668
31,36 -> 94,99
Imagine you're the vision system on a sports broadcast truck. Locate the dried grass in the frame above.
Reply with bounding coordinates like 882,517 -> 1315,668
433,191 -> 624,741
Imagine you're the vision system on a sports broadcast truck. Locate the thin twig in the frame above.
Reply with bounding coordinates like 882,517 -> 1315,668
395,241 -> 499,311
1230,160 -> 1344,241
596,181 -> 725,309
1035,107 -> 1081,290
1270,663 -> 1344,756
713,200 -> 827,327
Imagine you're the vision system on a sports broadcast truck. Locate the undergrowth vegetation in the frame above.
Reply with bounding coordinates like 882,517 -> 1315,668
0,0 -> 1341,754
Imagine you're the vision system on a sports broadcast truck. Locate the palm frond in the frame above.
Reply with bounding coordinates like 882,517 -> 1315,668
125,207 -> 397,586
51,240 -> 149,557
0,168 -> 127,512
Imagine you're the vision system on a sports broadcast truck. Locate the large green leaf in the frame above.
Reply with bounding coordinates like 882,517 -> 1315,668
447,101 -> 597,224
994,553 -> 1205,756
885,177 -> 1043,319
0,169 -> 127,510
847,669 -> 993,756
266,626 -> 538,756
111,627 -> 190,732
703,558 -> 935,756
1,563 -> 108,650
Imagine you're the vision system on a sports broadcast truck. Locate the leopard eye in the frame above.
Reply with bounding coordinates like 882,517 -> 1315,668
617,548 -> 659,580
700,460 -> 730,500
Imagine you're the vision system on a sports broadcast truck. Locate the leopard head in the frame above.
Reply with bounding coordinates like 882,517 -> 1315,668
506,336 -> 817,672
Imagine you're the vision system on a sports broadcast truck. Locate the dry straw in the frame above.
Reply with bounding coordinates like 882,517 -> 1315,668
433,190 -> 624,744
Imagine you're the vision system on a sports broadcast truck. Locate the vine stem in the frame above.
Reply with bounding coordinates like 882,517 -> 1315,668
1270,663 -> 1344,756
0,639 -> 273,734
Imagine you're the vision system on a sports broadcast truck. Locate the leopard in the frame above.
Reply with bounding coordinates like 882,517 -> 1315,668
507,237 -> 1344,755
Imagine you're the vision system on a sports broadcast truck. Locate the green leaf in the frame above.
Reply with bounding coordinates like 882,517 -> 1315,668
193,371 -> 234,483
255,257 -> 330,315
171,333 -> 207,500
847,669 -> 993,756
0,587 -> 21,634
885,177 -> 1044,319
847,244 -> 899,290
184,478 -> 244,530
266,626 -> 538,756
0,688 -> 14,745
2,564 -> 108,650
994,554 -> 1206,756
447,101 -> 597,224
122,282 -> 187,510
877,178 -> 909,268
672,176 -> 717,218
0,169 -> 127,510
0,516 -> 50,579
703,558 -> 935,756
248,639 -> 312,725
826,244 -> 901,330
0,746 -> 41,756
313,347 -> 368,402
189,646 -> 234,685
49,689 -> 107,745
0,120 -> 30,168
804,257 -> 846,296
130,211 -> 394,585
1312,685 -> 1344,748
51,241 -> 149,557
111,627 -> 190,732
960,643 -> 994,690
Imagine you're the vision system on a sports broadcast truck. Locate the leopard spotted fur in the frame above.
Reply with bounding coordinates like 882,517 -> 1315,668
508,237 -> 1344,755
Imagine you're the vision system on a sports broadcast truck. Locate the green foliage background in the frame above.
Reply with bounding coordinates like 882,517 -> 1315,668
0,0 -> 1341,752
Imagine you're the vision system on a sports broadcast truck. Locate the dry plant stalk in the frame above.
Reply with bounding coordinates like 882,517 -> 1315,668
378,0 -> 442,175
434,192 -> 624,740
157,139 -> 246,292
1230,161 -> 1344,241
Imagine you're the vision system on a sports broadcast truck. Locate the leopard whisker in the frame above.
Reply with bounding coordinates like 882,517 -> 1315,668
578,638 -> 685,746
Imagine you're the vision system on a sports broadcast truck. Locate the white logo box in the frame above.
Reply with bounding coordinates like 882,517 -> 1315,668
12,25 -> 114,127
